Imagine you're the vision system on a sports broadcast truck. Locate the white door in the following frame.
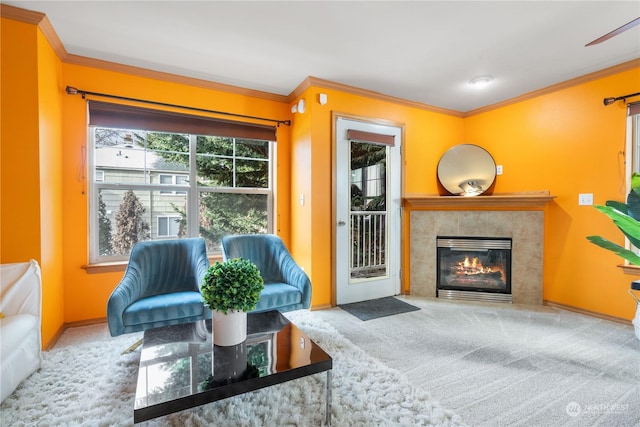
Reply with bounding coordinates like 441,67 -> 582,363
335,117 -> 402,305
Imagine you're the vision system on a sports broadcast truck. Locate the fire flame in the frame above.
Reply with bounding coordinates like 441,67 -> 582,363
457,256 -> 494,275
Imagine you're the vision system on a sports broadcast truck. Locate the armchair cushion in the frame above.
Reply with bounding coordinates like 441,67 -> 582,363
221,234 -> 311,313
253,282 -> 303,313
107,238 -> 210,336
122,291 -> 205,327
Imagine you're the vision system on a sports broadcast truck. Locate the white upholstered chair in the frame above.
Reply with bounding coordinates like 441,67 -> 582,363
0,260 -> 42,402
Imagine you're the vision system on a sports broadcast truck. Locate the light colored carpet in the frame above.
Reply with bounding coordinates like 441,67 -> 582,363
314,296 -> 640,427
0,310 -> 464,426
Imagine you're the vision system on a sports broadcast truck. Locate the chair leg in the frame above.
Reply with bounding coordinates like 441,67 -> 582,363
122,338 -> 143,355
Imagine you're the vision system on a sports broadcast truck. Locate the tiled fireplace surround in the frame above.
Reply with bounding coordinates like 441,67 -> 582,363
406,193 -> 554,305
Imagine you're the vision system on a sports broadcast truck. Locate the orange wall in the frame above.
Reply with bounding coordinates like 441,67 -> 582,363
59,63 -> 292,325
37,28 -> 66,344
288,97 -> 314,297
1,19 -> 41,262
1,18 -> 66,347
464,67 -> 640,320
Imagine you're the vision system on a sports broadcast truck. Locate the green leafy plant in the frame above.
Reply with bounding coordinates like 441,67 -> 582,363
587,173 -> 640,265
201,258 -> 264,314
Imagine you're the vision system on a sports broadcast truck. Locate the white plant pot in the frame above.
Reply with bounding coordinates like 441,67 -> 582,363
212,310 -> 247,346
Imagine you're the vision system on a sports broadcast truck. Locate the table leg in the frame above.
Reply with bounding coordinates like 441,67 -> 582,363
325,370 -> 332,426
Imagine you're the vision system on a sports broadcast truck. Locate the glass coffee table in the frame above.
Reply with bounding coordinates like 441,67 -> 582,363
133,310 -> 333,424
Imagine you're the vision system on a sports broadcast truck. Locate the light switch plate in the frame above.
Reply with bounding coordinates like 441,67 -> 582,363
578,193 -> 593,205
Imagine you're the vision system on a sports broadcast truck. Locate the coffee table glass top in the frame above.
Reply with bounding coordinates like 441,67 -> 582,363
134,310 -> 332,423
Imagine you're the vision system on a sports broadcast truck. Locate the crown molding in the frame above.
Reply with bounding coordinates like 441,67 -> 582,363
290,76 -> 465,118
1,4 -> 67,59
1,4 -> 288,103
1,3 -> 44,24
464,58 -> 640,117
63,54 -> 290,103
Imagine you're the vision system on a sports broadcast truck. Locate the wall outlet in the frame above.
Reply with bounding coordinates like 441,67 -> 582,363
496,165 -> 503,175
578,193 -> 593,206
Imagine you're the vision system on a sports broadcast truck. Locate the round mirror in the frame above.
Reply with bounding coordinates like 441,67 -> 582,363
437,144 -> 496,196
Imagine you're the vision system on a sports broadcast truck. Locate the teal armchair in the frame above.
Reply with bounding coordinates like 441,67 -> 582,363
107,238 -> 210,337
221,234 -> 311,313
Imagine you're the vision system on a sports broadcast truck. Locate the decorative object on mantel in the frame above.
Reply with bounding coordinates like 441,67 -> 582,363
586,172 -> 640,341
200,258 -> 264,346
437,144 -> 496,196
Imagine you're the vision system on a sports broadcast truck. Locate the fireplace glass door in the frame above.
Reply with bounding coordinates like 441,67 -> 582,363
437,237 -> 512,297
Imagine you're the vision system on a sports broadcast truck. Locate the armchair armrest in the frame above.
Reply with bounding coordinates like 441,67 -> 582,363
107,267 -> 144,336
277,251 -> 312,309
0,260 -> 41,318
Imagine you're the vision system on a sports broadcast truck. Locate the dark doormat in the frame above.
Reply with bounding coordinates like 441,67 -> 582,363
339,297 -> 420,321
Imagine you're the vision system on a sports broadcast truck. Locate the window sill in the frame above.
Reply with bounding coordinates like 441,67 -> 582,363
82,254 -> 223,274
82,261 -> 127,274
618,264 -> 640,276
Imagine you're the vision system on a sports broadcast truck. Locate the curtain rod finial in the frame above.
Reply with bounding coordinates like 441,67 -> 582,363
66,86 -> 79,95
603,97 -> 616,106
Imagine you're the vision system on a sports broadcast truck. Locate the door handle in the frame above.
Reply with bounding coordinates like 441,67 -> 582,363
338,220 -> 346,226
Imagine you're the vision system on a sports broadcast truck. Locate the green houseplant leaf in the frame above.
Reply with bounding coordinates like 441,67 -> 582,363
587,172 -> 640,266
592,205 -> 640,248
200,258 -> 264,314
586,235 -> 640,266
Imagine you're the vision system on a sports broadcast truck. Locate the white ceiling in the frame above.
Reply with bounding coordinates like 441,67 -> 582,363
6,1 -> 640,112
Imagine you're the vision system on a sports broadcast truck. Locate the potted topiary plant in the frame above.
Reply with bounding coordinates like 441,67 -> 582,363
201,257 -> 264,346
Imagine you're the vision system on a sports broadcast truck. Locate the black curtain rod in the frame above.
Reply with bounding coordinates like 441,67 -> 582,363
603,91 -> 640,106
65,86 -> 291,127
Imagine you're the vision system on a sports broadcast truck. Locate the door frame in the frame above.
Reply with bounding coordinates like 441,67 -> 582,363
331,112 -> 406,306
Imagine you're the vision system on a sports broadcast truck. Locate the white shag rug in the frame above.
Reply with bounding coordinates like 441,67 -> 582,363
1,310 -> 465,426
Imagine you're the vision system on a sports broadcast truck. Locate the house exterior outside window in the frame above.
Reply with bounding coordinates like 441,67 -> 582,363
90,127 -> 273,263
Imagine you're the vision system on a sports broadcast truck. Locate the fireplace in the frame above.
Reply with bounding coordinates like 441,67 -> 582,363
436,236 -> 512,303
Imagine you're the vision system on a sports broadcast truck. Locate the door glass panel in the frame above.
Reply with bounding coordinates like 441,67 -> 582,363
350,141 -> 388,280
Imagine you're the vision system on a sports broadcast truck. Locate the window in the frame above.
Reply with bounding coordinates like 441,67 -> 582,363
631,106 -> 640,175
89,102 -> 276,263
157,215 -> 182,237
159,174 -> 188,195
626,102 -> 640,255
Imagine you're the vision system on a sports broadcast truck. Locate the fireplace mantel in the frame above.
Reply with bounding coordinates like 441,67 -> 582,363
403,191 -> 555,209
